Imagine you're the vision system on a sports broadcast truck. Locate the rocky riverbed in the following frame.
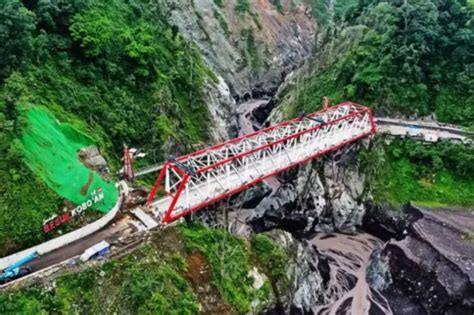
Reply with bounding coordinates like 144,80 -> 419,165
233,188 -> 474,314
161,3 -> 474,312
367,205 -> 474,315
201,95 -> 474,314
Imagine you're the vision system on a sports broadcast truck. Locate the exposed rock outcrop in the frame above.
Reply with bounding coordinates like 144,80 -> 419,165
161,0 -> 316,100
78,146 -> 110,177
364,205 -> 474,315
264,229 -> 327,314
249,142 -> 369,235
203,76 -> 239,141
160,0 -> 317,140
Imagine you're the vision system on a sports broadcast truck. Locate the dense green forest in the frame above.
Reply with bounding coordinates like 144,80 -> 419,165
0,0 -> 214,256
284,0 -> 474,127
359,139 -> 474,207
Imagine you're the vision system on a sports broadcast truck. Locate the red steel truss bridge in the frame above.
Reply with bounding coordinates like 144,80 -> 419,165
146,102 -> 376,223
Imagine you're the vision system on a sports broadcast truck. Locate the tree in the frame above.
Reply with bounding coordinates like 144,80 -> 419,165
284,0 -> 474,126
0,1 -> 35,79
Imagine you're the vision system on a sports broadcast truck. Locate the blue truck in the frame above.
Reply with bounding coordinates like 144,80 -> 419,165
0,251 -> 39,284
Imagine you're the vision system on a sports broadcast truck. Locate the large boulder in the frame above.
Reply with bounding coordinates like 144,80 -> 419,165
249,143 -> 369,234
367,205 -> 474,314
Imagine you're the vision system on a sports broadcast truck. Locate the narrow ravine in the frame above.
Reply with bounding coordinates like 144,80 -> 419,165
237,99 -> 268,136
229,66 -> 472,315
233,93 -> 394,314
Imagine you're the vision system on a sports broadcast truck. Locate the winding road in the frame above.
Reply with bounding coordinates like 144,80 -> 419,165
1,103 -> 472,290
375,117 -> 471,143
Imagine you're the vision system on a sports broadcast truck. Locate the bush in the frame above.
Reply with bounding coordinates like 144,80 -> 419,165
180,223 -> 263,313
214,10 -> 230,36
235,0 -> 251,15
214,0 -> 225,8
251,234 -> 288,282
270,0 -> 283,13
241,29 -> 260,69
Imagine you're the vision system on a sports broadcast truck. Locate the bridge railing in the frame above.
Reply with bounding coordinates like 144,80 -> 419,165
148,102 -> 376,223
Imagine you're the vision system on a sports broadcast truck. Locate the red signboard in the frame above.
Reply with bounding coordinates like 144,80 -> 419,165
43,212 -> 72,233
42,187 -> 105,234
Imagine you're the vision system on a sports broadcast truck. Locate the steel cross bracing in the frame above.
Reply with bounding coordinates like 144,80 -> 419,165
147,102 -> 376,223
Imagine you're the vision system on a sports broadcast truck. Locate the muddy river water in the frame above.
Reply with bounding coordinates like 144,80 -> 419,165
311,233 -> 392,314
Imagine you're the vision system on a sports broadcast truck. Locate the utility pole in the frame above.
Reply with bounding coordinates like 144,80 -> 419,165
224,197 -> 230,231
123,144 -> 134,182
322,96 -> 331,109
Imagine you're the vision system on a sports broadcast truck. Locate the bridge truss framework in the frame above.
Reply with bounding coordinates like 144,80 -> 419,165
147,102 -> 376,223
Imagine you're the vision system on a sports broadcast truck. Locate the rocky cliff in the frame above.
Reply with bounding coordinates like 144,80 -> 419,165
249,142 -> 369,235
162,0 -> 315,98
159,0 -> 317,140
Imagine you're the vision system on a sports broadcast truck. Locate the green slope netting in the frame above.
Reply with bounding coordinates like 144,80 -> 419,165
20,107 -> 118,213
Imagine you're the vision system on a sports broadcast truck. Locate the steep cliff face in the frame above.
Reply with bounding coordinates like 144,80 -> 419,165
249,142 -> 369,235
160,0 -> 317,140
162,0 -> 316,99
263,229 -> 327,314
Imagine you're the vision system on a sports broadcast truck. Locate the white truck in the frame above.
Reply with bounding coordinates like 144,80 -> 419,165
80,241 -> 110,262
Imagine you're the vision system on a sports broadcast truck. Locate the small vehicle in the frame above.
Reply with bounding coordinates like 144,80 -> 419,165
80,241 -> 110,262
407,125 -> 421,137
0,251 -> 39,284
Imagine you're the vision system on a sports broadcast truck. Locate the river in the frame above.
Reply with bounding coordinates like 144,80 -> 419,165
235,98 -> 392,314
311,233 -> 392,314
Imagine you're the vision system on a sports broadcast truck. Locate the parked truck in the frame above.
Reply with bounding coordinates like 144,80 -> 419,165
80,241 -> 110,262
0,251 -> 39,284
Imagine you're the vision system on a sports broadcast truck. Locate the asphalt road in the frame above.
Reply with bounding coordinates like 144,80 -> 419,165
1,117 -> 471,288
13,218 -> 132,279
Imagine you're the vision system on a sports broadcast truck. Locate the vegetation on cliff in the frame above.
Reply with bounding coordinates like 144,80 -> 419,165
360,139 -> 474,207
180,223 -> 277,313
283,0 -> 474,127
0,0 -> 214,256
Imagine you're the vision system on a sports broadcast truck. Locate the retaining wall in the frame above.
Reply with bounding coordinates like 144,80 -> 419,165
0,182 -> 126,271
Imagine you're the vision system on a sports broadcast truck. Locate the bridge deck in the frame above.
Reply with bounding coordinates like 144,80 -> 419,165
149,102 -> 375,223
